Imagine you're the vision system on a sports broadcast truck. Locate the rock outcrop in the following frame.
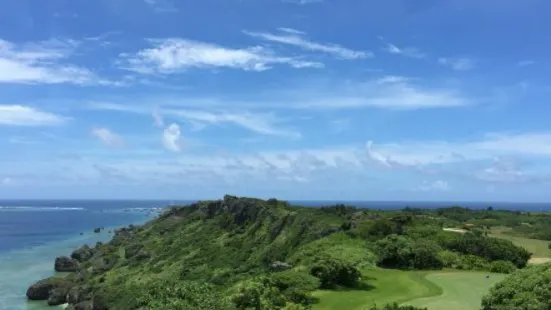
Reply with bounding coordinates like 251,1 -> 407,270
26,277 -> 67,301
71,245 -> 94,262
54,256 -> 79,272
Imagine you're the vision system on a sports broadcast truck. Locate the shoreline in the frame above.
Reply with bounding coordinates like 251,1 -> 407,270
0,213 -> 155,310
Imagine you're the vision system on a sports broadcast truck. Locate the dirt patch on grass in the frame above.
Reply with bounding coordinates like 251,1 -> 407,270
443,228 -> 467,234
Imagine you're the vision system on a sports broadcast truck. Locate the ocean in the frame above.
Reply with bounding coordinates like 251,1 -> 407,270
0,200 -> 187,310
1,199 -> 550,310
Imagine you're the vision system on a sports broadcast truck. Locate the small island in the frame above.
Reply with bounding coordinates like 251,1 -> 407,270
26,196 -> 551,310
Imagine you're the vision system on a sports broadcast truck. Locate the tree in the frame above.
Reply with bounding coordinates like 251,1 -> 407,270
481,264 -> 551,309
489,260 -> 517,274
368,303 -> 427,310
375,235 -> 443,270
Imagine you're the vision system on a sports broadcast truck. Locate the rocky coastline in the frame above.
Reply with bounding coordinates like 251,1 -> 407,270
26,225 -> 141,309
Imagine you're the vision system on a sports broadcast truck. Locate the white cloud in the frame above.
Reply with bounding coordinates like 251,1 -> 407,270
162,123 -> 182,152
383,43 -> 425,59
91,128 -> 125,147
517,60 -> 535,67
0,105 -> 67,126
243,30 -> 372,59
0,38 -> 97,84
119,38 -> 323,74
438,57 -> 475,71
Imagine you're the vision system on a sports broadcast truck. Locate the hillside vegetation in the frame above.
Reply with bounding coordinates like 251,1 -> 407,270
25,196 -> 551,310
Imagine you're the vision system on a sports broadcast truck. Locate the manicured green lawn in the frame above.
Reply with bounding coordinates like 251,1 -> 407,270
312,269 -> 442,310
313,270 -> 506,310
405,272 -> 507,310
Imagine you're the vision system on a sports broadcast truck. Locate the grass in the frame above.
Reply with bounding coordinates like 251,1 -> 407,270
405,272 -> 507,310
312,269 -> 442,310
489,227 -> 551,258
313,269 -> 507,310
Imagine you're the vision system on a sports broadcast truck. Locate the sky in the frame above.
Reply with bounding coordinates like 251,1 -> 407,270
1,0 -> 551,201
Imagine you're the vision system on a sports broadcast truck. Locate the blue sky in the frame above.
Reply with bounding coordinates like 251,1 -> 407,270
1,0 -> 551,201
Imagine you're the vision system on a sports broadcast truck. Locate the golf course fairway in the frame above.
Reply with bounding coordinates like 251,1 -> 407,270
312,270 -> 507,310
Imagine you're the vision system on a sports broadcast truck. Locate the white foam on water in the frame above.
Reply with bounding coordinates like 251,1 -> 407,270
0,206 -> 86,212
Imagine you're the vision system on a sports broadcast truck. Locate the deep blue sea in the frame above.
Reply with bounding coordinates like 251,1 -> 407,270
1,199 -> 550,310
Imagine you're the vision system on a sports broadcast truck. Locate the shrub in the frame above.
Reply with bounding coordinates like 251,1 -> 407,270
437,233 -> 531,268
482,264 -> 551,309
437,250 -> 461,268
310,256 -> 361,288
457,255 -> 490,271
368,303 -> 427,310
231,277 -> 286,310
272,271 -> 321,292
129,279 -> 233,310
489,260 -> 517,274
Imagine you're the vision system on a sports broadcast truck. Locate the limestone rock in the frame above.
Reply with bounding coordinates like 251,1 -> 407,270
55,256 -> 79,272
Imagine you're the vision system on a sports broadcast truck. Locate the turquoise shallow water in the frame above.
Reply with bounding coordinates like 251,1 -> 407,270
0,200 -> 183,310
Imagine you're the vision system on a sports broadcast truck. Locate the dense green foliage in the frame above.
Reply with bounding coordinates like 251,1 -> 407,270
375,235 -> 443,270
481,263 -> 551,309
26,196 -> 551,310
436,232 -> 531,268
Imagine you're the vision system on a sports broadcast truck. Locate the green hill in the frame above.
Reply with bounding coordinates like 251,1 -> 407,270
25,196 -> 543,310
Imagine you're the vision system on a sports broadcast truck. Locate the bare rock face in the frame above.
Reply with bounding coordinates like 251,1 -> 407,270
55,256 -> 79,272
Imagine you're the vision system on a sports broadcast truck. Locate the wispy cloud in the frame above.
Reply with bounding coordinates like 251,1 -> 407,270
376,75 -> 410,84
438,57 -> 475,71
87,103 -> 302,139
143,0 -> 178,13
415,180 -> 450,192
0,105 -> 68,126
383,43 -> 425,59
517,60 -> 535,67
87,76 -> 472,112
91,127 -> 125,147
367,132 -> 551,169
244,30 -> 372,59
162,123 -> 182,152
167,109 -> 302,139
0,38 -> 98,85
277,27 -> 306,35
282,0 -> 323,5
152,108 -> 164,127
288,78 -> 471,110
119,38 -> 323,74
